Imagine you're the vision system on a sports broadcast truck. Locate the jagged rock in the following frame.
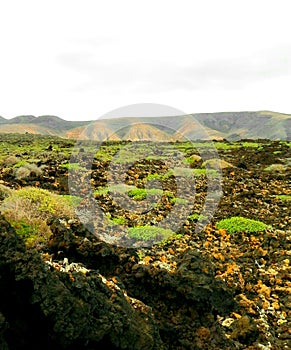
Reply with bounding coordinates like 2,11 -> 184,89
0,215 -> 164,349
0,312 -> 8,350
45,217 -> 238,349
229,315 -> 259,345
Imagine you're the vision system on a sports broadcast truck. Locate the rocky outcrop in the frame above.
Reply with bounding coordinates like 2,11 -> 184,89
0,215 -> 164,349
46,218 -> 238,349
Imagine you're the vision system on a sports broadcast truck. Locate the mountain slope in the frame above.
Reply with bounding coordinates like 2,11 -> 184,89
122,123 -> 172,141
0,123 -> 58,135
0,111 -> 290,140
66,121 -> 121,141
4,115 -> 36,124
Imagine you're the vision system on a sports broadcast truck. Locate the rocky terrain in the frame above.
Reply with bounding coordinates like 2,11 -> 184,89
0,134 -> 290,349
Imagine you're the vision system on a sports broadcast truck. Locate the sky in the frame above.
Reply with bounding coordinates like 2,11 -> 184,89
1,0 -> 291,121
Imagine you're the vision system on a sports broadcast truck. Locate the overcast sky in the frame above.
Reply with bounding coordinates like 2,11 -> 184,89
1,0 -> 291,121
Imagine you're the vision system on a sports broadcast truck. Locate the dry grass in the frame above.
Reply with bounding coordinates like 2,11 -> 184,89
14,164 -> 44,179
0,187 -> 76,247
0,184 -> 12,201
2,155 -> 19,166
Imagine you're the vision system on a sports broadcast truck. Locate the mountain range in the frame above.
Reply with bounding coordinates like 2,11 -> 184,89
0,111 -> 290,141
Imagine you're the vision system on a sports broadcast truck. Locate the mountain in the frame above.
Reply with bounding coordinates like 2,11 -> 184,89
0,115 -> 91,137
33,115 -> 90,131
66,121 -> 121,141
193,111 -> 291,140
1,115 -> 36,124
0,111 -> 290,141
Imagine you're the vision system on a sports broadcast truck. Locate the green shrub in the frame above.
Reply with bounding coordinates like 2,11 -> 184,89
128,188 -> 163,200
184,154 -> 202,165
128,188 -> 148,200
60,163 -> 85,171
94,184 -> 136,196
192,169 -> 219,177
146,173 -> 163,180
264,164 -> 286,172
188,213 -> 208,221
0,187 -> 75,247
94,186 -> 110,196
168,168 -> 194,179
276,194 -> 291,201
216,216 -> 270,234
157,233 -> 183,247
61,195 -> 83,207
169,197 -> 188,205
9,220 -> 43,247
128,225 -> 175,241
108,216 -> 127,225
13,160 -> 29,168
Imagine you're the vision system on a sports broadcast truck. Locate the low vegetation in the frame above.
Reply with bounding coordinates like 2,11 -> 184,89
188,213 -> 208,221
216,216 -> 270,234
0,187 -> 75,247
14,163 -> 44,180
128,187 -> 164,200
60,162 -> 85,171
276,194 -> 291,201
264,164 -> 286,172
127,225 -> 176,241
0,134 -> 290,349
0,184 -> 12,200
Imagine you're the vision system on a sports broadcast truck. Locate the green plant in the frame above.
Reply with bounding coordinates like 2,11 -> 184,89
108,216 -> 128,225
128,188 -> 163,200
157,233 -> 182,247
136,249 -> 145,260
276,194 -> 291,201
145,155 -> 169,161
264,164 -> 285,172
94,184 -> 136,196
240,142 -> 260,148
9,220 -> 44,247
164,167 -> 219,179
192,168 -> 219,177
184,154 -> 202,165
127,225 -> 175,241
169,168 -> 194,178
188,213 -> 208,221
61,195 -> 83,207
146,173 -> 164,181
216,216 -> 270,234
169,197 -> 188,205
94,186 -> 110,196
13,160 -> 29,168
128,188 -> 147,200
60,163 -> 85,171
0,187 -> 76,247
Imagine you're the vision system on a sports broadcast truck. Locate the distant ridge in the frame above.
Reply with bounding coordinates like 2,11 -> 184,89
0,111 -> 290,140
3,115 -> 36,124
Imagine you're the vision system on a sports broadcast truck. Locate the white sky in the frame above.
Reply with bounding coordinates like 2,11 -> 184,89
1,0 -> 291,121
